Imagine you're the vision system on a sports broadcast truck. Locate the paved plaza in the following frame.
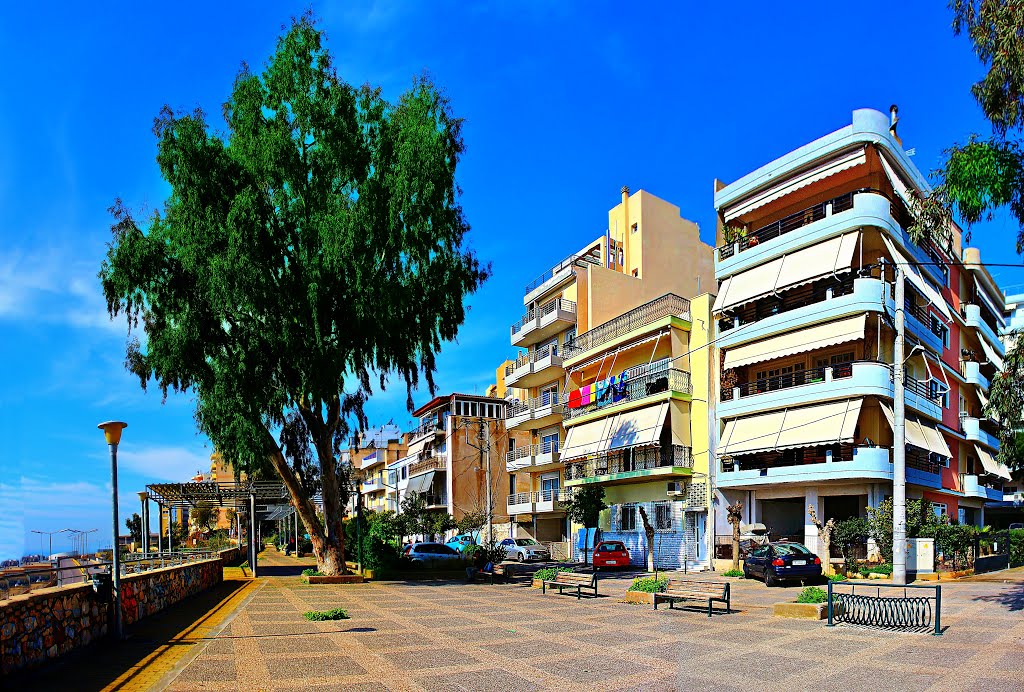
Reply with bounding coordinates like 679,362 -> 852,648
160,560 -> 1023,691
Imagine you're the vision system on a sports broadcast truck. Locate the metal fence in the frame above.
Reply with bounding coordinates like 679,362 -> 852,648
563,293 -> 690,359
827,581 -> 942,635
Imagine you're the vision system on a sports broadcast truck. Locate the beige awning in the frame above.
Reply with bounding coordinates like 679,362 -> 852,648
398,437 -> 429,465
978,334 -> 1004,370
605,402 -> 668,451
561,417 -> 611,460
880,234 -> 953,322
878,151 -> 915,211
722,314 -> 867,369
713,232 -> 859,313
724,148 -> 868,221
975,444 -> 1012,481
719,399 -> 862,457
878,402 -> 951,457
973,277 -> 1007,327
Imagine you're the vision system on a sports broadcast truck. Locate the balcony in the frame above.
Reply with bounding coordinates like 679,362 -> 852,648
506,440 -> 561,472
715,191 -> 946,288
511,299 -> 577,348
961,360 -> 991,391
506,394 -> 564,430
719,360 -> 941,420
408,454 -> 446,477
505,344 -> 564,389
962,303 -> 1006,357
564,293 -> 690,361
424,493 -> 448,509
506,489 -> 571,515
565,366 -> 691,423
961,474 -> 1004,501
960,414 -> 1001,451
717,446 -> 943,489
361,477 -> 384,493
524,247 -> 602,305
564,445 -> 693,487
412,416 -> 446,440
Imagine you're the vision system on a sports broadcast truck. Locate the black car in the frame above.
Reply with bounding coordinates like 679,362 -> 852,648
743,541 -> 822,586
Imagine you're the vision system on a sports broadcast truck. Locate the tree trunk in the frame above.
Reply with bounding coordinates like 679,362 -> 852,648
638,506 -> 656,572
820,536 -> 832,576
731,523 -> 741,571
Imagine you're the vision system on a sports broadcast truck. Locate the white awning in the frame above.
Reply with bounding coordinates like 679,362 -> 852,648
605,402 -> 668,451
405,470 -> 435,494
713,232 -> 859,313
880,234 -> 953,322
561,417 -> 612,460
724,148 -> 868,221
878,150 -> 916,210
397,437 -> 429,465
973,277 -> 1007,327
722,314 -> 867,369
718,399 -> 862,457
978,334 -> 1004,370
975,444 -> 1013,481
879,402 -> 951,457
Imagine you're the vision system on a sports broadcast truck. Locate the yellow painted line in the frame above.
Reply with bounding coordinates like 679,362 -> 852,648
101,574 -> 259,692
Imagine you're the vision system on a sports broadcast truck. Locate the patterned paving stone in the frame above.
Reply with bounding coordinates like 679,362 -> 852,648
386,647 -> 480,670
265,654 -> 365,680
528,653 -> 655,683
256,635 -> 339,654
416,668 -> 541,691
174,656 -> 238,683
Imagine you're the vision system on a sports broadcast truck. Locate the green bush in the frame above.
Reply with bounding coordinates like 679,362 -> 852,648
721,569 -> 744,577
301,568 -> 323,577
828,573 -> 848,582
303,608 -> 349,621
627,577 -> 667,593
1011,529 -> 1024,568
865,563 -> 893,575
533,567 -> 573,581
263,534 -> 278,546
796,586 -> 827,604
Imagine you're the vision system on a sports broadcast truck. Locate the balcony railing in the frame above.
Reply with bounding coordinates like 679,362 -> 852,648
564,445 -> 693,480
718,272 -> 858,333
506,439 -> 560,465
505,343 -> 559,377
564,293 -> 691,359
507,392 -> 564,420
507,489 -> 571,509
565,365 -> 691,420
718,190 -> 858,261
408,455 -> 445,477
507,492 -> 531,508
525,248 -> 602,294
423,493 -> 447,508
511,298 -> 577,334
720,445 -> 944,477
415,416 -> 446,437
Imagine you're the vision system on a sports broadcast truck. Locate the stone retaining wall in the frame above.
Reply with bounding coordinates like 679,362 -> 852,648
1,555 -> 225,675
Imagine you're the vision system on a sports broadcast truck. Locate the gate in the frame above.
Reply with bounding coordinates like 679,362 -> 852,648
974,530 -> 1010,575
827,582 -> 942,635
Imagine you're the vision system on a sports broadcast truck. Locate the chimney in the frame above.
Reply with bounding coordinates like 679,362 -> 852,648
621,185 -> 630,272
889,104 -> 902,146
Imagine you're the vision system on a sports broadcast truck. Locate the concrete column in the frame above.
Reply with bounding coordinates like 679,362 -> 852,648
804,488 -> 820,555
156,503 -> 163,554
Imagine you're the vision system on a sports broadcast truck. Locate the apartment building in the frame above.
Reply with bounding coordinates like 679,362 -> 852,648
387,394 -> 528,537
349,425 -> 407,513
711,108 -> 1011,561
503,186 -> 716,568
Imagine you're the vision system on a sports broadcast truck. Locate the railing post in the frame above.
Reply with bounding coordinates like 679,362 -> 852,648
933,585 -> 942,636
827,580 -> 834,626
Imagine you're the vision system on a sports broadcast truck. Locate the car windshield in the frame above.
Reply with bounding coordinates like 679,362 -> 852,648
599,543 -> 625,551
773,543 -> 812,556
514,539 -> 538,546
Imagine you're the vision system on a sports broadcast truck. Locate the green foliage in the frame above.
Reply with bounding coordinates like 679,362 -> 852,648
533,567 -> 573,581
99,13 -> 487,575
931,523 -> 976,570
828,573 -> 848,582
796,586 -> 827,604
303,608 -> 349,621
455,512 -> 486,534
264,534 -> 278,546
721,569 -> 744,577
478,538 -> 507,565
344,509 -> 406,571
398,493 -> 456,541
865,499 -> 941,563
126,513 -> 143,546
988,346 -> 1024,469
865,563 -> 893,576
192,501 -> 216,533
628,577 -> 667,593
301,568 -> 323,576
1011,529 -> 1024,567
722,225 -> 746,244
833,516 -> 870,574
564,486 -> 607,529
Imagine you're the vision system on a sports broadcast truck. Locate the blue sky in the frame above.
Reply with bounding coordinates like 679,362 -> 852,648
2,1 -> 1022,559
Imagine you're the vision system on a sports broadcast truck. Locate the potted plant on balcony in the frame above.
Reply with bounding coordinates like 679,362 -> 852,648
723,224 -> 747,245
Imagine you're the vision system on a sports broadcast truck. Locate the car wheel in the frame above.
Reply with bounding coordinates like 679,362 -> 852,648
742,564 -> 750,579
517,552 -> 525,563
765,570 -> 777,587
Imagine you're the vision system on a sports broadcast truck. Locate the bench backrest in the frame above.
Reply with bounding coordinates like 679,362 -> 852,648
554,571 -> 596,585
664,579 -> 727,595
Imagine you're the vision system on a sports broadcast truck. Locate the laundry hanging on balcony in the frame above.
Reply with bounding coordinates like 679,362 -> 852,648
567,372 -> 629,409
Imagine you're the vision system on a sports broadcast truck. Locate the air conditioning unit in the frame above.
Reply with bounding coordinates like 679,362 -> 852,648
667,481 -> 684,496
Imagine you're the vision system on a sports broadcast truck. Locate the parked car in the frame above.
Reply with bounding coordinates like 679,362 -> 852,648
498,538 -> 550,562
592,540 -> 630,570
743,541 -> 822,586
404,542 -> 463,565
445,534 -> 477,553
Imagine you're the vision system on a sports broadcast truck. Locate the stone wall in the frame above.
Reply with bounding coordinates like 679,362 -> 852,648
1,556 -> 224,676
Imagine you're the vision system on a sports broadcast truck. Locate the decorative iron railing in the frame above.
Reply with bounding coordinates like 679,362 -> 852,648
564,365 -> 691,420
511,299 -> 577,334
505,343 -> 560,376
565,445 -> 693,480
564,293 -> 690,359
827,582 -> 941,635
524,248 -> 602,294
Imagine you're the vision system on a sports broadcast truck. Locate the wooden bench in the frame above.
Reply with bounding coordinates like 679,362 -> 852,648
479,563 -> 512,584
653,579 -> 730,617
542,571 -> 598,599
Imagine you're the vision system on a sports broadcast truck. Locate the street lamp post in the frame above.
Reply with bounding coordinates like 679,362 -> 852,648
98,420 -> 127,640
30,528 -> 70,559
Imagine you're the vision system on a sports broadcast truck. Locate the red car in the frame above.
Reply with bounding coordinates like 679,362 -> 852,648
592,540 -> 630,570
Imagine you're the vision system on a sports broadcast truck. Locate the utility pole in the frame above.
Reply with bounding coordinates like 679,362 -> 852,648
484,420 -> 492,545
893,263 -> 908,585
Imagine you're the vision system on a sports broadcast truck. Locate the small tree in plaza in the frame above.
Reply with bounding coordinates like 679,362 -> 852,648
727,502 -> 743,571
637,506 -> 657,572
564,485 -> 607,565
807,505 -> 836,576
192,501 -> 216,534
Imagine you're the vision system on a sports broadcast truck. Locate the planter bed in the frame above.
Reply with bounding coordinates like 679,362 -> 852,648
773,602 -> 828,620
302,574 -> 365,584
623,591 -> 655,605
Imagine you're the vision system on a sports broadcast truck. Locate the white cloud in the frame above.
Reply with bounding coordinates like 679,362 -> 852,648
116,445 -> 212,483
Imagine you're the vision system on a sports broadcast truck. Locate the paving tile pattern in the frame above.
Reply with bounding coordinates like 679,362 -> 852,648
168,556 -> 1024,691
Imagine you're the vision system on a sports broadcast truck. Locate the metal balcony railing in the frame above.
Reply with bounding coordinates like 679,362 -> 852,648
511,298 -> 577,334
408,455 -> 445,477
423,493 -> 447,507
506,393 -> 564,420
563,293 -> 691,359
524,248 -> 602,294
507,492 -> 531,508
505,440 -> 560,465
564,364 -> 691,420
564,445 -> 693,479
505,343 -> 560,376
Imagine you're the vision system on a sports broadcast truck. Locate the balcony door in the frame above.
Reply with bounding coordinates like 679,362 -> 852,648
540,383 -> 558,406
755,362 -> 805,392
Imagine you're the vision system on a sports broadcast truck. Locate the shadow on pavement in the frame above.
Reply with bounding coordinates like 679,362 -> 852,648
7,578 -> 251,692
972,582 -> 1024,611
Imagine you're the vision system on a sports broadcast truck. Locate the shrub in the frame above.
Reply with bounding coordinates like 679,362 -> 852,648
796,586 -> 827,604
533,567 -> 573,581
833,516 -> 869,575
463,544 -> 482,562
301,568 -> 323,577
628,577 -> 667,593
1011,529 -> 1024,568
721,569 -> 744,577
828,573 -> 847,582
303,608 -> 349,621
865,563 -> 893,575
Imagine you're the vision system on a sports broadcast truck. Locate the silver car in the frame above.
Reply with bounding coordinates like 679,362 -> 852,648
499,538 -> 550,562
404,542 -> 463,564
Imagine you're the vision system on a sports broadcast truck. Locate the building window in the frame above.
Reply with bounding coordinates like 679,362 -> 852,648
930,452 -> 950,468
509,474 -> 516,496
932,502 -> 948,518
540,383 -> 558,406
401,466 -> 408,480
654,502 -> 672,530
966,455 -> 976,475
541,432 -> 559,454
930,380 -> 949,408
619,504 -> 637,531
563,328 -> 577,348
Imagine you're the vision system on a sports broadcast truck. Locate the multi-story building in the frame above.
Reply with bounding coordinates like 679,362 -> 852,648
504,186 -> 715,567
349,424 -> 406,513
711,108 -> 1011,563
387,394 -> 528,539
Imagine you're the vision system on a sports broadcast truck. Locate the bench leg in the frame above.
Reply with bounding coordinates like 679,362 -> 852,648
654,597 -> 658,610
669,599 -> 673,610
708,599 -> 712,617
542,582 -> 546,594
577,587 -> 581,600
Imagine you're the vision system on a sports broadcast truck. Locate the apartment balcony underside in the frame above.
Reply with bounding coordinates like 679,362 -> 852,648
506,446 -> 561,473
523,246 -> 601,305
507,490 -> 569,516
564,445 -> 693,487
960,415 -> 1001,451
511,300 -> 576,348
960,360 -> 992,391
961,474 -> 1004,501
717,445 -> 944,489
408,456 -> 447,477
963,303 -> 1006,357
507,402 -> 564,431
719,359 -> 942,422
505,350 -> 564,389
